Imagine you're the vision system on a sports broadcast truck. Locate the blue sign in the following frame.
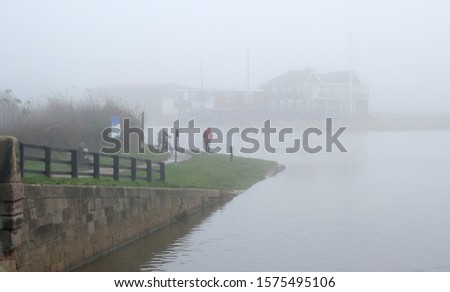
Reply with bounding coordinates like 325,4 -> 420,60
111,116 -> 121,138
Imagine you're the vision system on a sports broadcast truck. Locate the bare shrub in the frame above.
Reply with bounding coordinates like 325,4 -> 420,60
1,89 -> 139,150
0,89 -> 33,136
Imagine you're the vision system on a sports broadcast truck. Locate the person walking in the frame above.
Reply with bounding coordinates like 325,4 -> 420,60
76,142 -> 90,166
203,128 -> 213,153
158,128 -> 169,152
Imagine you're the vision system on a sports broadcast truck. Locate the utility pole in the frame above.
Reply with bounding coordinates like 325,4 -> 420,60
247,49 -> 250,89
346,32 -> 354,115
140,111 -> 145,153
200,59 -> 204,89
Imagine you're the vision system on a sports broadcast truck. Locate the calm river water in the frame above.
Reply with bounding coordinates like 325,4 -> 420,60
76,130 -> 450,272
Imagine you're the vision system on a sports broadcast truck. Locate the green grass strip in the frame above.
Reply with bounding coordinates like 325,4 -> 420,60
22,153 -> 279,191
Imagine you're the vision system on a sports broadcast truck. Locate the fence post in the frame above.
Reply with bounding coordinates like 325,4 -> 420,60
159,162 -> 165,182
146,160 -> 152,182
0,136 -> 21,183
113,155 -> 119,181
93,153 -> 100,179
44,146 -> 51,177
229,145 -> 233,162
131,158 -> 137,181
19,142 -> 24,178
0,136 -> 24,258
71,149 -> 78,178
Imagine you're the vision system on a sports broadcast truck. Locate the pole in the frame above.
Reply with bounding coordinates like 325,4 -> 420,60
247,49 -> 250,89
200,59 -> 204,89
347,32 -> 354,115
230,145 -> 233,162
174,128 -> 179,164
44,146 -> 51,177
140,111 -> 145,153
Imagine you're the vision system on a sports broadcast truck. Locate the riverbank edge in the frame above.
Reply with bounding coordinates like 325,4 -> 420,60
70,161 -> 284,271
0,161 -> 284,272
67,187 -> 241,272
265,163 -> 286,179
0,185 -> 239,272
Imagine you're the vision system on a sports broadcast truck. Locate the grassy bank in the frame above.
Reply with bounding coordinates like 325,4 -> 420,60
22,153 -> 279,190
165,153 -> 279,190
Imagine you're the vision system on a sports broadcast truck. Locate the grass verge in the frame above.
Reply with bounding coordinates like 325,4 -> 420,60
22,153 -> 279,191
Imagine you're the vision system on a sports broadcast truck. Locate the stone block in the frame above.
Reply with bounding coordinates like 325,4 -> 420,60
88,221 -> 95,235
34,199 -> 46,217
29,218 -> 40,230
1,229 -> 22,251
52,210 -> 63,224
34,223 -> 53,238
64,229 -> 75,242
62,185 -> 81,198
0,183 -> 24,202
62,207 -> 71,221
86,213 -> 94,222
30,208 -> 37,220
0,257 -> 17,272
0,136 -> 21,183
0,199 -> 23,216
23,185 -> 42,198
104,206 -> 114,217
1,214 -> 24,230
51,260 -> 66,272
39,213 -> 52,226
41,185 -> 64,199
83,245 -> 93,260
50,249 -> 62,263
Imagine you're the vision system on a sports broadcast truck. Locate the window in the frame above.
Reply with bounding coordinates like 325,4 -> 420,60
224,92 -> 233,103
287,99 -> 294,111
244,92 -> 254,103
270,99 -> 277,110
296,99 -> 302,111
278,99 -> 286,111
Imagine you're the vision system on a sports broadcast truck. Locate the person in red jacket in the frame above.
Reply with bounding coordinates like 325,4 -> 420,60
203,128 -> 213,153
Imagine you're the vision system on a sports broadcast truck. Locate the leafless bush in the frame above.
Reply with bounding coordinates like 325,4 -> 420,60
0,89 -> 33,136
1,90 -> 139,150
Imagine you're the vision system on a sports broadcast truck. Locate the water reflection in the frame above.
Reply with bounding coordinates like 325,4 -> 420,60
74,203 -> 228,271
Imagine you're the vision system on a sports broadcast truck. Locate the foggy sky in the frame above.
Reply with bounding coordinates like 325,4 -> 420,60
1,0 -> 450,114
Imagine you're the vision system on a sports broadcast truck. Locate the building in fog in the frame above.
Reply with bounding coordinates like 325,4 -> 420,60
174,88 -> 265,122
91,83 -> 189,117
260,67 -> 369,118
91,67 -> 369,121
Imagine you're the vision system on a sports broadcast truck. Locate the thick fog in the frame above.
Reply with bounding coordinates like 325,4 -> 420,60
3,1 -> 450,275
1,0 -> 450,114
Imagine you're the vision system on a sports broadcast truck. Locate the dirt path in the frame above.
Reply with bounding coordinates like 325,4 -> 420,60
162,151 -> 192,165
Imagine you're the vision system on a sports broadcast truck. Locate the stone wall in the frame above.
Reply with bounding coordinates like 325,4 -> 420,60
0,136 -> 24,271
0,136 -> 237,271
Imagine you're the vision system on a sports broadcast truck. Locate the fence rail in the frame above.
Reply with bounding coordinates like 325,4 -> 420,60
19,143 -> 165,182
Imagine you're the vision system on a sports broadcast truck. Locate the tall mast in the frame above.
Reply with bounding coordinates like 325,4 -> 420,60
247,49 -> 250,89
347,32 -> 354,115
200,59 -> 204,89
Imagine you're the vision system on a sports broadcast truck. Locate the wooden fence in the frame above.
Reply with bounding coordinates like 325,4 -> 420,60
19,143 -> 165,182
